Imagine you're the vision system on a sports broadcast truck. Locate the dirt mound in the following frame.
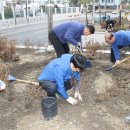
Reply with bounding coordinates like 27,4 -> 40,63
93,71 -> 118,101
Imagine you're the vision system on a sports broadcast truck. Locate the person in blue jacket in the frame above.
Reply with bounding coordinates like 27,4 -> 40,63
105,30 -> 130,65
49,21 -> 95,58
37,54 -> 87,105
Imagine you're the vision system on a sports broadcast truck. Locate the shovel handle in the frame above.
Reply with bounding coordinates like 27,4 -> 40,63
77,46 -> 83,54
16,79 -> 39,86
112,56 -> 130,68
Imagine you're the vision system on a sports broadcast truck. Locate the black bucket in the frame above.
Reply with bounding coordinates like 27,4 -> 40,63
41,97 -> 57,120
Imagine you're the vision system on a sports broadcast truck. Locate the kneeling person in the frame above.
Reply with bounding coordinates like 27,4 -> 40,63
37,54 -> 87,105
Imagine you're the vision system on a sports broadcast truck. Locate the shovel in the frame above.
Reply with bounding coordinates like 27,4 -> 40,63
105,56 -> 130,71
7,75 -> 39,85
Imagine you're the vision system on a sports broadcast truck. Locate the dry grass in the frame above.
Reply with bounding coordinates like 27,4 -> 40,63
0,36 -> 16,61
85,38 -> 100,60
0,62 -> 10,83
0,36 -> 16,83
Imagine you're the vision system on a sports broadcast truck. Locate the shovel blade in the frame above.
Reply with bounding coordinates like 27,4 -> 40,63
7,75 -> 16,81
105,65 -> 112,71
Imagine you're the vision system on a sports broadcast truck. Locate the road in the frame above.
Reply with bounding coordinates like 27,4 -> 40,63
0,19 -> 71,46
0,13 -> 121,46
0,14 -> 85,46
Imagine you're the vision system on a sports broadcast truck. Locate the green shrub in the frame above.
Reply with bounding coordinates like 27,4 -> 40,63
4,6 -> 13,19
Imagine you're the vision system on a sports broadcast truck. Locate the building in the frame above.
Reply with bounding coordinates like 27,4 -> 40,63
19,0 -> 69,5
95,0 -> 122,9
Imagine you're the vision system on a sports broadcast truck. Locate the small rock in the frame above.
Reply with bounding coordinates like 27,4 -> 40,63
93,122 -> 99,128
98,110 -> 104,116
101,107 -> 107,113
69,121 -> 73,124
81,111 -> 88,118
81,103 -> 85,106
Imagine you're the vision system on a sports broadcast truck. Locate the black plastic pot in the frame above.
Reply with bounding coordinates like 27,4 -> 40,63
41,97 -> 57,120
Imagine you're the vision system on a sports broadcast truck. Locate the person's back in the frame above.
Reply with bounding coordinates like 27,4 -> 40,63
38,54 -> 72,82
105,31 -> 130,63
113,30 -> 130,46
53,21 -> 84,45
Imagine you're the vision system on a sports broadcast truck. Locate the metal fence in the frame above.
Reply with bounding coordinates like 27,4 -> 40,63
0,7 -> 80,29
0,15 -> 47,28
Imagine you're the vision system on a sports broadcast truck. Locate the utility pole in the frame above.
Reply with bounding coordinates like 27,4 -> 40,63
12,1 -> 17,25
119,3 -> 122,26
47,0 -> 53,44
26,0 -> 29,22
92,0 -> 95,24
85,5 -> 88,25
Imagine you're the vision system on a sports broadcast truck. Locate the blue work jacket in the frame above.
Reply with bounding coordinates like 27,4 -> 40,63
37,54 -> 80,99
53,21 -> 85,45
112,30 -> 130,60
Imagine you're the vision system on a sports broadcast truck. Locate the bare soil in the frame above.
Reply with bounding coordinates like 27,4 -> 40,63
0,48 -> 130,130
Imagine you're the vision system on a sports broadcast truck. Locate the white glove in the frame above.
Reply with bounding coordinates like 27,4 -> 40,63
66,96 -> 78,105
115,60 -> 120,65
77,42 -> 82,46
74,90 -> 82,102
0,80 -> 6,91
